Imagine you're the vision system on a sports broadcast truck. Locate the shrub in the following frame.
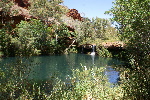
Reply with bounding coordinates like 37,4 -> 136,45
97,46 -> 112,57
1,60 -> 149,99
49,66 -> 124,99
0,28 -> 15,56
106,0 -> 150,68
119,67 -> 150,100
0,60 -> 124,100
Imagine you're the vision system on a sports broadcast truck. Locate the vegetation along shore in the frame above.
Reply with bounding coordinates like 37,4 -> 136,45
0,0 -> 149,99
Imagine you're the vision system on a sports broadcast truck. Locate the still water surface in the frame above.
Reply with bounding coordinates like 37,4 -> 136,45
1,53 -> 122,83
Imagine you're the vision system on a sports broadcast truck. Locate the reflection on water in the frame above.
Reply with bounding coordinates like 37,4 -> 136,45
0,53 -> 122,83
105,66 -> 120,83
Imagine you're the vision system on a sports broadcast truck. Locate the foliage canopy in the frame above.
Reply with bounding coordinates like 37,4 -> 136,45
106,0 -> 150,68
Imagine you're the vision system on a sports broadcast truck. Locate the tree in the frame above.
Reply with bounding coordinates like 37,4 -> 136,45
0,0 -> 71,56
92,17 -> 114,40
12,19 -> 47,56
29,0 -> 64,24
81,17 -> 96,41
106,0 -> 150,68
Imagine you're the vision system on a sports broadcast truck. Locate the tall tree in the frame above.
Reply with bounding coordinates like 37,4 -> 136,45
106,0 -> 150,68
92,17 -> 110,39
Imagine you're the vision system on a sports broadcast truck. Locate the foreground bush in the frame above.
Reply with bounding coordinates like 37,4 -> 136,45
119,67 -> 150,100
106,0 -> 150,68
1,60 -> 149,100
0,60 -> 123,99
49,66 -> 124,100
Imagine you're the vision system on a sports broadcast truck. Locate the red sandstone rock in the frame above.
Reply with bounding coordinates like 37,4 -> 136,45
13,0 -> 30,8
67,9 -> 83,21
0,1 -> 34,28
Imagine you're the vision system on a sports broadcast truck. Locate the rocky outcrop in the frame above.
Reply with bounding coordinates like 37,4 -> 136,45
0,0 -> 35,28
13,0 -> 30,8
102,42 -> 124,48
66,9 -> 83,21
10,5 -> 34,19
63,9 -> 84,33
1,1 -> 83,31
101,41 -> 125,50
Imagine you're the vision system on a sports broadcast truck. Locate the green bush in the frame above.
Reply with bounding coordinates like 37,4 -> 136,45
106,0 -> 150,68
97,46 -> 112,57
0,51 -> 3,57
119,67 -> 150,100
1,60 -> 150,99
11,19 -> 69,56
13,19 -> 48,56
0,28 -> 15,56
49,66 -> 124,99
1,60 -> 124,99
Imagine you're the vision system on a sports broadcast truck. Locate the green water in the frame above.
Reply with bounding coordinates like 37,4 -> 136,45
0,53 -> 122,83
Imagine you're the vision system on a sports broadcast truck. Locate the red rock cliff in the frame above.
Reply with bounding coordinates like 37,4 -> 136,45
0,0 -> 33,28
